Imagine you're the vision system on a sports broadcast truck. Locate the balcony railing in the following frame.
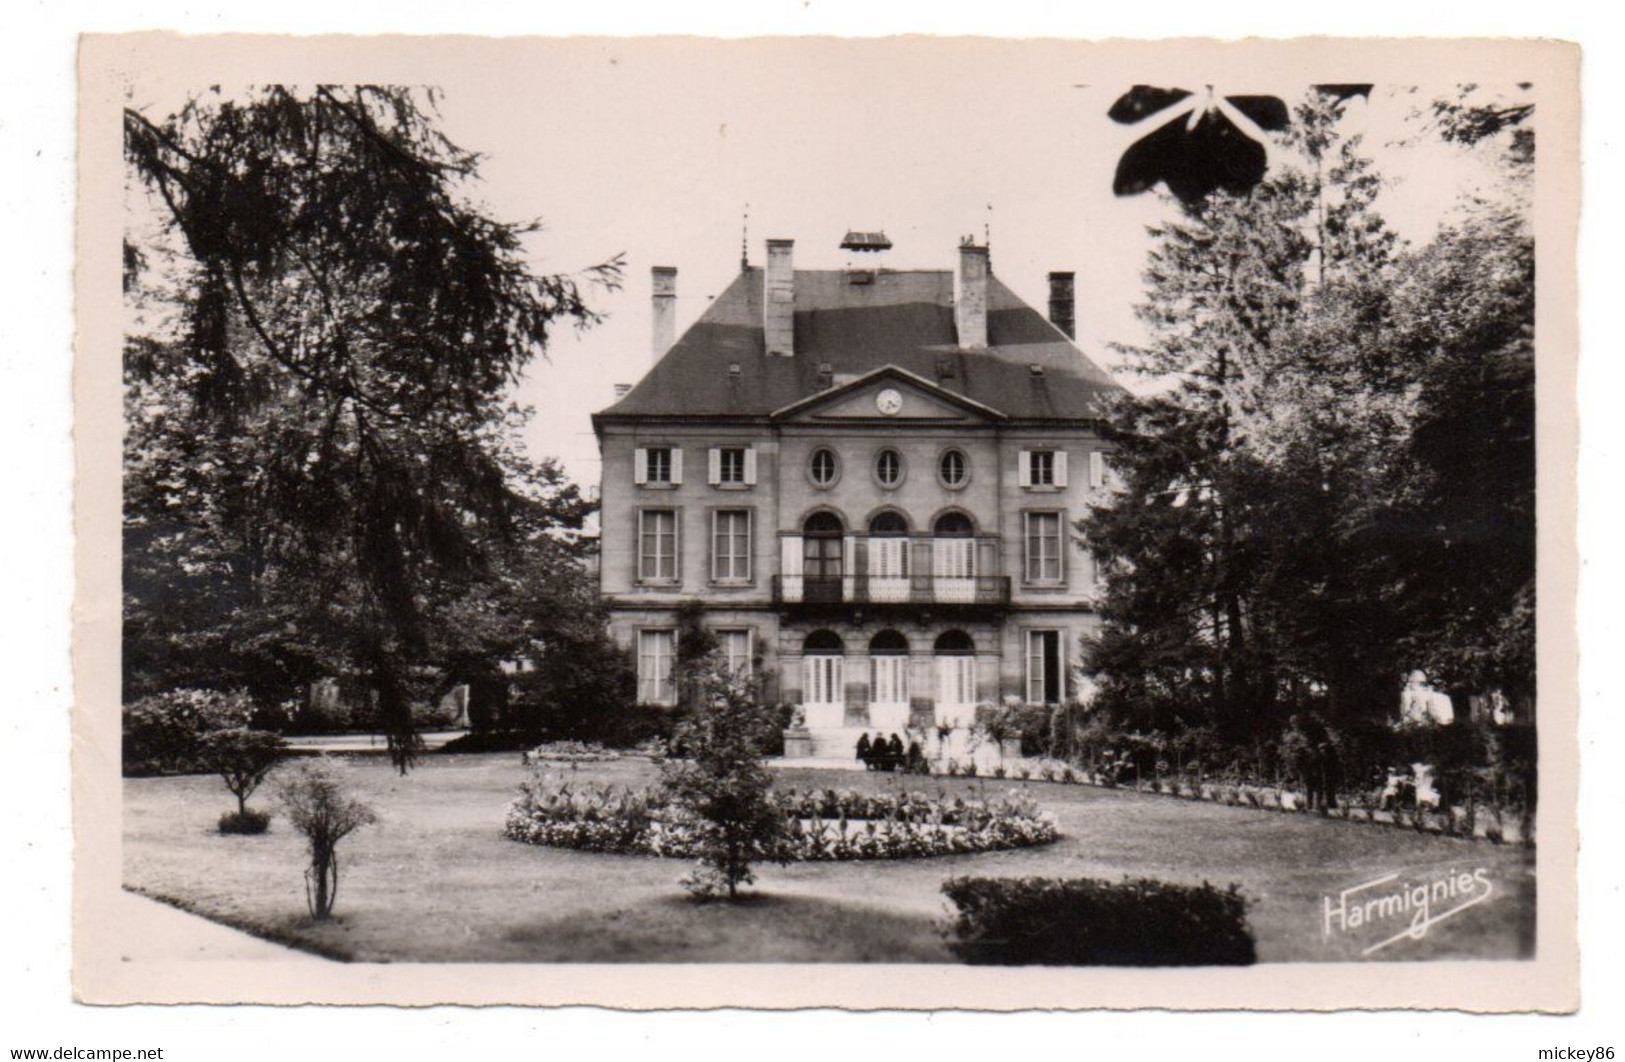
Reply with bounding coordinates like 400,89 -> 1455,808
772,573 -> 1011,608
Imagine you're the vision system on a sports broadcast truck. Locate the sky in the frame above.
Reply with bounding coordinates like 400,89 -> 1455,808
127,38 -> 1513,491
400,39 -> 1509,491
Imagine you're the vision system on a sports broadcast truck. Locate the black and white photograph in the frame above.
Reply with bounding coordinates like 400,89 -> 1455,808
64,30 -> 1581,1011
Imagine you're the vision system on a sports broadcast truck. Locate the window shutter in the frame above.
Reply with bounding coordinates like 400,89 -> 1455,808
1017,450 -> 1032,488
708,448 -> 721,486
708,510 -> 718,581
633,447 -> 648,486
1054,450 -> 1069,487
743,448 -> 757,485
780,536 -> 802,577
1089,450 -> 1105,488
670,448 -> 683,485
1059,510 -> 1069,582
673,512 -> 682,581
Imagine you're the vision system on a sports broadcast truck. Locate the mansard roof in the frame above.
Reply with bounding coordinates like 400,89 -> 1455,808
594,267 -> 1124,424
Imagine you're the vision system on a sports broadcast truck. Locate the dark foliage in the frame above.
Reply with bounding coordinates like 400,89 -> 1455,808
942,875 -> 1256,966
123,86 -> 621,771
123,688 -> 255,776
218,807 -> 273,835
198,727 -> 288,815
660,661 -> 788,899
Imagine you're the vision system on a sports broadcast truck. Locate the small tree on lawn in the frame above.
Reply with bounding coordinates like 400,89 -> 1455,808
200,728 -> 287,816
274,759 -> 377,920
660,659 -> 787,900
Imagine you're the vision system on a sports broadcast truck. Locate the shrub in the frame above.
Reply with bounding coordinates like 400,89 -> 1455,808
660,661 -> 786,899
123,688 -> 256,776
504,784 -> 1059,861
198,728 -> 287,817
218,808 -> 272,835
522,740 -> 621,765
941,876 -> 1256,966
274,760 -> 378,920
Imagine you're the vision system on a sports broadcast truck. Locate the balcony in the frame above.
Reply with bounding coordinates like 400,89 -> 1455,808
771,573 -> 1011,609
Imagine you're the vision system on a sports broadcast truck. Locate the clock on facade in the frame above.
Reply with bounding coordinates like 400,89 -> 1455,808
876,388 -> 904,415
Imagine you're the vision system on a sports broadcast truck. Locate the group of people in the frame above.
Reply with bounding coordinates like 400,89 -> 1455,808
855,732 -> 924,773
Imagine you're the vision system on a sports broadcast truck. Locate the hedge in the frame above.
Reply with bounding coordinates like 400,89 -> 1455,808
941,875 -> 1256,966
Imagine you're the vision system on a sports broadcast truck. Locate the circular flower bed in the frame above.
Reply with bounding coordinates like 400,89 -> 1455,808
503,783 -> 1059,861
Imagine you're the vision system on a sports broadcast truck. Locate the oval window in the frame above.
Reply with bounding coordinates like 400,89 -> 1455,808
809,448 -> 839,487
875,448 -> 903,488
939,449 -> 968,488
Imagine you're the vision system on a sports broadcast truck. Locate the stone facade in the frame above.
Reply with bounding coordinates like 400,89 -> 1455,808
593,237 -> 1123,749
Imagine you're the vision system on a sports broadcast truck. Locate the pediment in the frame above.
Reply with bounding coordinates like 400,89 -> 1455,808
772,367 -> 1005,424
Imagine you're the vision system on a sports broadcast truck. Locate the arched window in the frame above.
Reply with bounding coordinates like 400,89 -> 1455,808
802,512 -> 845,596
804,511 -> 844,536
934,630 -> 976,725
932,513 -> 976,595
867,511 -> 909,597
803,629 -> 846,722
868,510 -> 909,536
805,629 -> 845,654
869,630 -> 909,654
869,630 -> 910,717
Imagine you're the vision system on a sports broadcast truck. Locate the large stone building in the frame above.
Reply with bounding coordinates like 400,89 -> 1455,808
592,235 -> 1124,755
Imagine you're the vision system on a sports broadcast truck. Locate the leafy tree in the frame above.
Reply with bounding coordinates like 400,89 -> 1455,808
198,727 -> 288,816
660,660 -> 787,900
673,600 -> 720,714
1086,86 -> 1536,746
1083,93 -> 1405,737
274,759 -> 378,920
123,86 -> 622,770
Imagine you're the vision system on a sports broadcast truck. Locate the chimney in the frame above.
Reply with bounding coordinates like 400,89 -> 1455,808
651,265 -> 677,362
956,242 -> 989,349
1047,271 -> 1076,339
764,238 -> 795,356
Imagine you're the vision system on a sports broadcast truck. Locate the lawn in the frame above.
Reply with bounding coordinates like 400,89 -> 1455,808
123,752 -> 1536,964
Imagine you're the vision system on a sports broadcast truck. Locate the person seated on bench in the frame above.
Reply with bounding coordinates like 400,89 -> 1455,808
886,733 -> 905,772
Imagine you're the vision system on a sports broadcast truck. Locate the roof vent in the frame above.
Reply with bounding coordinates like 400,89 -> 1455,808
728,362 -> 742,376
840,230 -> 892,252
1029,364 -> 1045,377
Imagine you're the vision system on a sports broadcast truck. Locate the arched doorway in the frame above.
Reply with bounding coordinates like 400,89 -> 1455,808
802,629 -> 846,729
867,511 -> 910,602
803,512 -> 845,603
932,512 -> 976,603
933,629 -> 977,727
868,629 -> 911,731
